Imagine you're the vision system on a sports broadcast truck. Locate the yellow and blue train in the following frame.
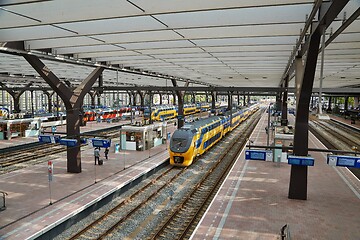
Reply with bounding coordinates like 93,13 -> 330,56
169,104 -> 259,167
144,102 -> 221,121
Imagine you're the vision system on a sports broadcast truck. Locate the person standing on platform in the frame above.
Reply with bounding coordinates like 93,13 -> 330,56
94,147 -> 100,165
104,147 -> 109,160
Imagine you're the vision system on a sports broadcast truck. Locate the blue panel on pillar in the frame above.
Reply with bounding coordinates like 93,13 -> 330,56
327,155 -> 360,168
38,135 -> 52,143
91,139 -> 111,148
59,139 -> 78,147
287,155 -> 314,166
245,150 -> 272,161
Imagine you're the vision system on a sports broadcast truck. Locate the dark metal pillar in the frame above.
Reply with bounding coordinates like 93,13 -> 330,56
43,90 -> 54,113
148,91 -> 153,124
288,0 -> 349,200
237,94 -> 240,106
276,93 -> 282,112
172,93 -> 177,105
344,96 -> 349,111
211,91 -> 216,112
137,90 -> 144,108
281,76 -> 289,126
227,92 -> 232,111
243,94 -> 246,106
0,82 -> 33,114
327,97 -> 332,112
171,79 -> 187,128
24,54 -> 104,173
159,93 -> 162,105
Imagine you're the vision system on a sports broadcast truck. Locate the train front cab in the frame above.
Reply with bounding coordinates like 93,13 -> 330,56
169,127 -> 199,167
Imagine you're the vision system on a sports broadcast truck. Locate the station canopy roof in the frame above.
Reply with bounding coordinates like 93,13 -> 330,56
0,0 -> 359,91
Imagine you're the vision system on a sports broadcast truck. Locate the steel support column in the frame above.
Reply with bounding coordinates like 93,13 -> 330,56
344,96 -> 349,111
171,79 -> 188,128
289,26 -> 322,199
43,90 -> 54,113
327,97 -> 332,112
227,92 -> 232,111
23,54 -> 104,173
281,76 -> 289,126
211,91 -> 216,112
0,82 -> 33,113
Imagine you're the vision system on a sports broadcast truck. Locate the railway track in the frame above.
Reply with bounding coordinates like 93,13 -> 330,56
0,144 -> 65,168
309,118 -> 360,179
310,119 -> 360,151
68,166 -> 185,240
150,111 -> 261,239
57,109 -> 262,240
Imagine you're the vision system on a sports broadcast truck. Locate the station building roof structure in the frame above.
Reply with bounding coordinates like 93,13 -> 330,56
0,0 -> 359,92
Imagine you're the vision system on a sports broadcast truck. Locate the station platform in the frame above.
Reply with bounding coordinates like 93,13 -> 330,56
0,121 -> 176,239
191,113 -> 360,240
0,119 -> 130,149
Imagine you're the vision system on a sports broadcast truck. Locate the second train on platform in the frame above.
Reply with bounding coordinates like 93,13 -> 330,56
169,104 -> 259,167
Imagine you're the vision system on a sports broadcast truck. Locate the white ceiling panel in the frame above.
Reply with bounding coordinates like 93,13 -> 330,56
55,45 -> 124,55
193,36 -> 298,46
0,1 -> 358,90
178,23 -> 304,39
2,0 -> 141,28
121,40 -> 195,50
95,30 -> 181,44
95,55 -> 155,62
0,25 -> 76,42
138,47 -> 203,55
76,51 -> 140,59
156,4 -> 312,29
132,0 -> 313,15
56,16 -> 165,36
25,37 -> 101,50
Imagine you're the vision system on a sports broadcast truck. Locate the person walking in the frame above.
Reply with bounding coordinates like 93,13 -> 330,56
94,147 -> 100,165
104,147 -> 109,160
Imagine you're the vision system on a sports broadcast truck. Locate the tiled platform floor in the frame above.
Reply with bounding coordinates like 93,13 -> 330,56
0,120 -> 176,239
191,112 -> 360,240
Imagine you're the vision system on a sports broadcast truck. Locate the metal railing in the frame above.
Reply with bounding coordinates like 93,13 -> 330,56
0,191 -> 8,211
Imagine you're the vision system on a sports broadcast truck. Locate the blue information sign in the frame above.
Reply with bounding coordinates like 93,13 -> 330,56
59,139 -> 78,147
91,139 -> 111,148
245,150 -> 272,161
327,155 -> 360,168
39,135 -> 52,143
287,155 -> 314,166
39,135 -> 60,144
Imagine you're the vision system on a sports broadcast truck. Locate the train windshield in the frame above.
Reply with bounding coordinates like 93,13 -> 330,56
170,129 -> 194,153
171,138 -> 188,148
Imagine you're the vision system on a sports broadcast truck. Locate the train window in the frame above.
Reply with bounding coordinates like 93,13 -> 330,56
172,138 -> 187,147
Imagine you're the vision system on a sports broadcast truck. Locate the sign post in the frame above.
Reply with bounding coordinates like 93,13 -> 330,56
47,160 -> 53,205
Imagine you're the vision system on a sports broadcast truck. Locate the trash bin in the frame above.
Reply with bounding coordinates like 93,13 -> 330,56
115,143 -> 120,153
0,191 -> 7,211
